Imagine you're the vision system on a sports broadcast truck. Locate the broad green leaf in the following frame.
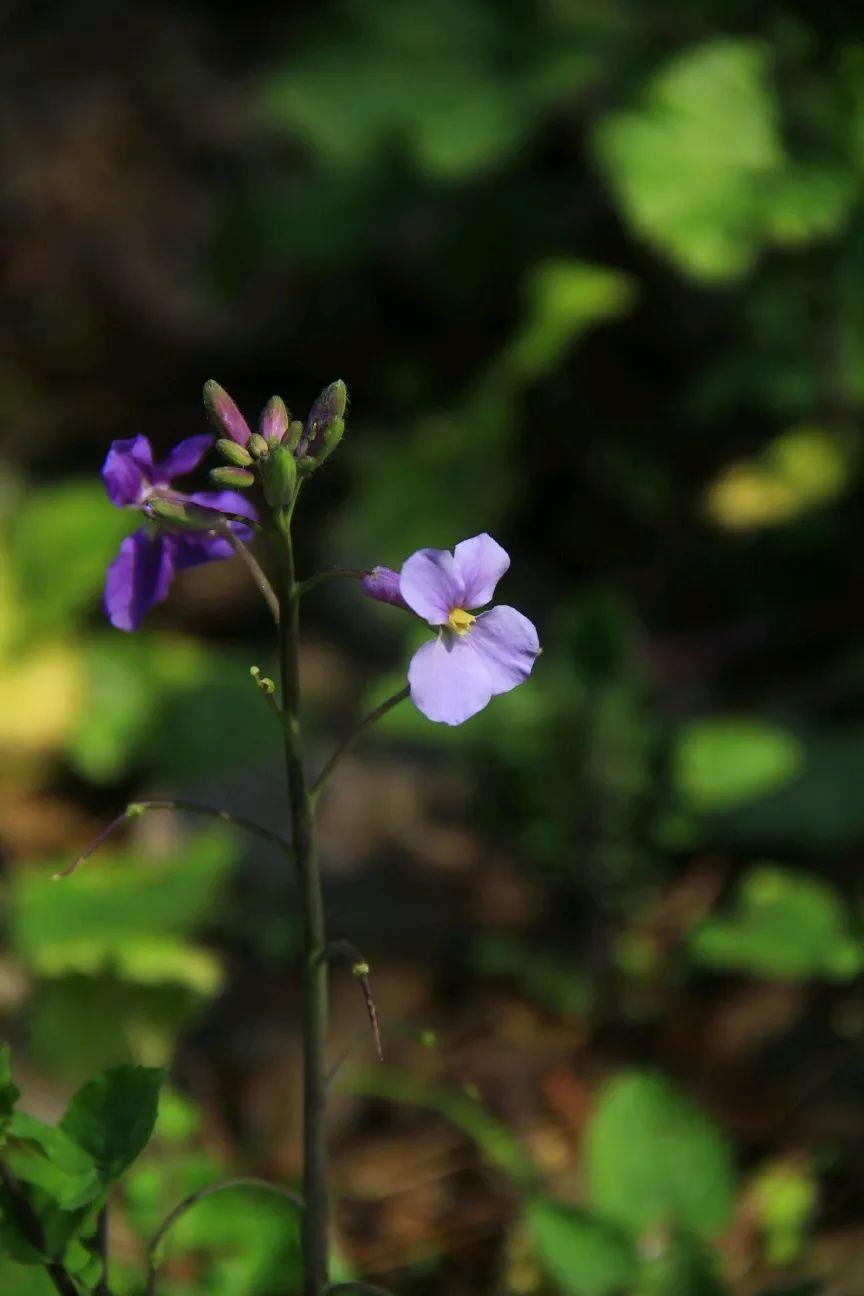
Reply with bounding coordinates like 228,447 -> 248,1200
675,718 -> 803,811
0,1257 -> 54,1292
61,1066 -> 165,1184
585,1072 -> 735,1238
596,39 -> 782,280
526,1200 -> 637,1296
10,829 -> 234,992
689,865 -> 862,981
4,1112 -> 100,1210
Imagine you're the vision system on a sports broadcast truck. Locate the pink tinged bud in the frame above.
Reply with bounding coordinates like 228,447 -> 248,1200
203,380 -> 252,446
362,566 -> 411,611
259,396 -> 289,444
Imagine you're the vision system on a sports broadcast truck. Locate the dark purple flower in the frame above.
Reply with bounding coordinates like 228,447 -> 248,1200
101,434 -> 256,631
364,534 -> 540,725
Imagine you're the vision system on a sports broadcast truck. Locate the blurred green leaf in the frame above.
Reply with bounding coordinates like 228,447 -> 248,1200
690,864 -> 863,980
503,260 -> 635,382
0,1047 -> 20,1145
0,1259 -> 54,1292
262,0 -> 595,180
67,637 -> 159,783
596,39 -> 783,280
752,1161 -> 817,1267
585,1072 -> 735,1238
526,1200 -> 637,1296
60,1065 -> 165,1184
10,830 -> 234,993
675,717 -> 804,811
473,935 -> 593,1016
11,482 -> 132,641
635,1231 -> 724,1296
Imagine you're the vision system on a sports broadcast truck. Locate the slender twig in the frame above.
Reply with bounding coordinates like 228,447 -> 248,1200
217,523 -> 280,623
273,506 -> 330,1296
96,1205 -> 110,1296
0,1161 -> 80,1296
145,1178 -> 302,1296
318,941 -> 383,1063
295,568 -> 364,600
310,687 -> 410,801
56,799 -> 292,878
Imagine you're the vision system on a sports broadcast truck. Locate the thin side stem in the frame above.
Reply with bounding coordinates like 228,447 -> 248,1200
318,941 -> 382,1063
295,568 -> 365,599
217,524 -> 280,623
0,1161 -> 80,1296
57,799 -> 292,878
274,508 -> 330,1296
145,1178 -> 302,1296
96,1205 -> 110,1296
310,687 -> 410,801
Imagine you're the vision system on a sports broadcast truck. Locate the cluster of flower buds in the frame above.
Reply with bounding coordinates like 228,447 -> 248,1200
203,378 -> 347,509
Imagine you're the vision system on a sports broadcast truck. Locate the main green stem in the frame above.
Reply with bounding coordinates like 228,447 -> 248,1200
274,507 -> 329,1296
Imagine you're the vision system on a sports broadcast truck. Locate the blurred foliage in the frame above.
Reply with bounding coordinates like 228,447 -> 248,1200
6,0 -> 864,1291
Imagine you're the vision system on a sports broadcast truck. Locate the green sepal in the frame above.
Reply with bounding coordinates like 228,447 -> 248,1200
216,439 -> 253,468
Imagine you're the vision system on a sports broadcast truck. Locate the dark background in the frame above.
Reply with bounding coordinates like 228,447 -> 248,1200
3,2 -> 864,1292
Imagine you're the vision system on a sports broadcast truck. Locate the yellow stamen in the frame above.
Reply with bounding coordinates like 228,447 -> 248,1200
447,607 -> 475,635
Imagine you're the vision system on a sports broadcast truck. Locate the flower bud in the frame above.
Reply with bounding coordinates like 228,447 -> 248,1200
216,438 -> 253,468
260,444 -> 297,507
203,380 -> 252,446
304,380 -> 347,452
259,396 -> 289,444
209,466 -> 255,489
285,420 -> 305,452
248,433 -> 269,460
146,498 -> 221,531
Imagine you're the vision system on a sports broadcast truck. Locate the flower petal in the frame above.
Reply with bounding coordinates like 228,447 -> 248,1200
101,436 -> 154,507
104,529 -> 175,631
399,548 -> 465,625
465,605 -> 539,696
187,489 -> 258,525
408,633 -> 493,725
362,566 -> 410,610
155,434 -> 214,482
453,533 -> 510,609
171,531 -> 237,568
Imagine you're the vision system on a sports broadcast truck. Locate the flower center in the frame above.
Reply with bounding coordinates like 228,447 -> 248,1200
447,607 -> 475,635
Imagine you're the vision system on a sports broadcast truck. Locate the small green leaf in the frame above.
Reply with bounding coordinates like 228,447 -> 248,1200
61,1066 -> 165,1184
689,864 -> 863,981
585,1072 -> 735,1238
526,1200 -> 637,1296
4,1112 -> 100,1210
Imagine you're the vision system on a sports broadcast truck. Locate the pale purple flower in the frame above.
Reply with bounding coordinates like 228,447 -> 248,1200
102,433 -> 256,631
364,534 -> 540,725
